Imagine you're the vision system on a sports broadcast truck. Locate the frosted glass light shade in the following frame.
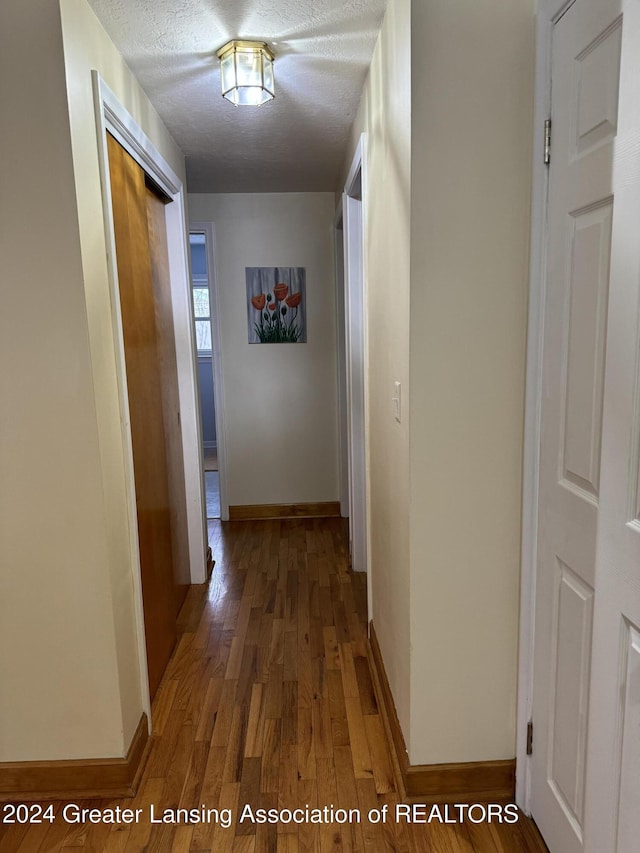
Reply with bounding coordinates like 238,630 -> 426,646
217,41 -> 275,106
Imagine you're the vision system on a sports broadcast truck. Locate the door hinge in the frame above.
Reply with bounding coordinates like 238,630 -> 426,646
544,119 -> 551,166
526,720 -> 534,756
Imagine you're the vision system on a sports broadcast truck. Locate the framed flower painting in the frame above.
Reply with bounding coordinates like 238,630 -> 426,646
246,267 -> 306,344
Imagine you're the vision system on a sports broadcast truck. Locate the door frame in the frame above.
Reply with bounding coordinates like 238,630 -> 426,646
333,199 -> 349,518
189,221 -> 229,521
93,73 -> 208,716
342,135 -> 371,613
517,0 -> 578,811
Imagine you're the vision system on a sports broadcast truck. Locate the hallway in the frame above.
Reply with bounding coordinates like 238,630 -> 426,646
0,520 -> 546,852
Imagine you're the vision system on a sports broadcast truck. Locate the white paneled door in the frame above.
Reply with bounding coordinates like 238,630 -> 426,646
532,0 -> 640,850
582,0 -> 640,848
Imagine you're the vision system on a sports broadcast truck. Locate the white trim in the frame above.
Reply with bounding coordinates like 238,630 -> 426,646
345,134 -> 365,199
343,133 -> 371,620
516,0 -> 574,811
164,190 -> 208,582
92,73 -> 208,722
100,88 -> 181,195
358,137 -> 371,616
333,197 -> 349,518
190,221 -> 229,521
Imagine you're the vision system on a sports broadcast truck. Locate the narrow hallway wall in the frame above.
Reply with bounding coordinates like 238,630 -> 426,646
408,0 -> 534,765
0,0 -> 128,761
339,0 -> 413,746
0,0 -> 192,764
340,0 -> 534,768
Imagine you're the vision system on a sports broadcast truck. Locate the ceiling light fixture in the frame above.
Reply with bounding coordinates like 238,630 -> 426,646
217,40 -> 275,107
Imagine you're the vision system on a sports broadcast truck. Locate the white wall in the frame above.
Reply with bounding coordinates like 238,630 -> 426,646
340,0 -> 413,740
0,0 -> 189,762
340,0 -> 534,766
408,0 -> 534,765
0,0 -> 125,761
189,193 -> 339,508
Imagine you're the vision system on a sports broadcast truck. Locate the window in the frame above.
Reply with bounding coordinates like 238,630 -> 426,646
189,232 -> 212,354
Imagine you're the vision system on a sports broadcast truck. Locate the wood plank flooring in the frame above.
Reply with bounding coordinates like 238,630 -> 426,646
0,519 -> 548,852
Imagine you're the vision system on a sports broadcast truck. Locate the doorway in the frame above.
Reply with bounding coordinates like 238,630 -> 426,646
189,223 -> 228,522
189,232 -> 219,520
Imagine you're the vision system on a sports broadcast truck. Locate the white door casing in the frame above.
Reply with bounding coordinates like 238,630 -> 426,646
582,0 -> 640,849
531,0 -> 622,850
93,73 -> 207,727
342,134 -> 369,592
334,203 -> 350,519
94,75 -> 206,587
190,222 -> 229,522
343,188 -> 367,578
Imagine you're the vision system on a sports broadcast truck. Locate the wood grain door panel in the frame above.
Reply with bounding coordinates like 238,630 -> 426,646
146,187 -> 190,613
107,133 -> 179,699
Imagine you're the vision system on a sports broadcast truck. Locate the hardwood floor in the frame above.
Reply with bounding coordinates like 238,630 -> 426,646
0,519 -> 548,852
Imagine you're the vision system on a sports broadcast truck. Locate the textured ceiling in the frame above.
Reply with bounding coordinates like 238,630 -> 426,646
88,0 -> 388,192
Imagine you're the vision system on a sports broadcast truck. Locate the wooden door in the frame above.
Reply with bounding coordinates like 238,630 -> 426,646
146,187 -> 190,613
107,133 -> 187,698
531,0 -> 623,850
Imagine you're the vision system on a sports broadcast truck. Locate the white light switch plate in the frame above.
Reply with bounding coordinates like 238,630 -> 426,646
393,381 -> 401,422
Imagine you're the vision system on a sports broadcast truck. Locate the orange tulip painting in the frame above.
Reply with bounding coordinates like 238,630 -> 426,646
273,282 -> 289,301
246,267 -> 306,344
285,292 -> 302,309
